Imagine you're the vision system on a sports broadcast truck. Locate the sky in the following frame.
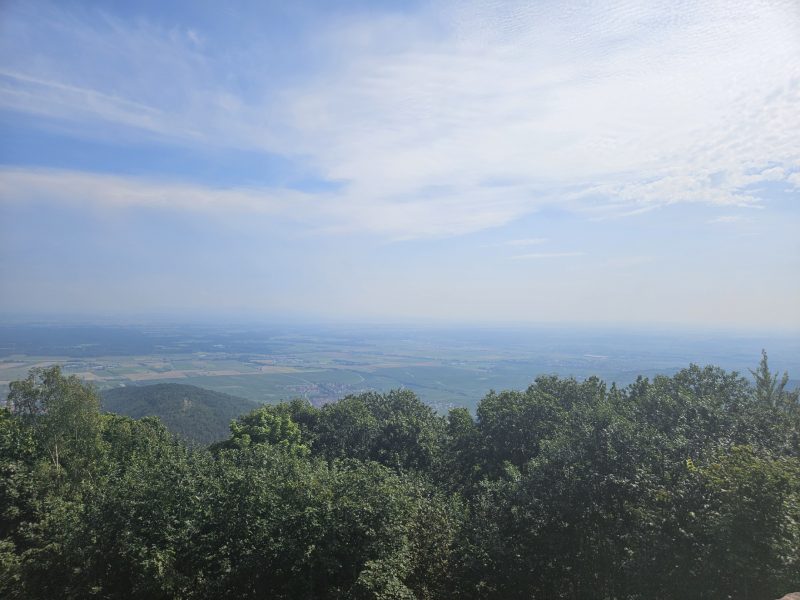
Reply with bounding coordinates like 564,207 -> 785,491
0,0 -> 798,329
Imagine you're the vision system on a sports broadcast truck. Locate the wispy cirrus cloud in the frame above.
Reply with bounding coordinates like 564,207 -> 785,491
0,69 -> 171,136
708,215 -> 744,224
1,1 -> 798,327
0,0 -> 798,238
0,167 -> 545,238
278,0 -> 800,221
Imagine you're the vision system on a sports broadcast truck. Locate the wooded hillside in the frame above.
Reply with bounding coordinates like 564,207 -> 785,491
2,354 -> 799,599
102,383 -> 255,444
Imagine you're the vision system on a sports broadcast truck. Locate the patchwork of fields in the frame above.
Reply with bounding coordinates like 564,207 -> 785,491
1,323 -> 798,412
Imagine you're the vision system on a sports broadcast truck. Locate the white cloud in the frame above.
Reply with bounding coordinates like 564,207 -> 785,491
0,168 -> 305,214
279,0 -> 800,215
708,215 -> 744,224
0,167 -> 544,238
1,0 -> 798,237
0,70 -> 172,136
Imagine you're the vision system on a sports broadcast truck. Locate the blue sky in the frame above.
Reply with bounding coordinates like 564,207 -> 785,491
1,0 -> 798,329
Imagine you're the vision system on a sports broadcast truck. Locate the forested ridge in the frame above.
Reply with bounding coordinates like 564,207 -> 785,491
1,353 -> 799,599
102,383 -> 256,445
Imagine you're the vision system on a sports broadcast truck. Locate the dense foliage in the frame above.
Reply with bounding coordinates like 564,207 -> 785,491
2,354 -> 799,599
102,383 -> 256,444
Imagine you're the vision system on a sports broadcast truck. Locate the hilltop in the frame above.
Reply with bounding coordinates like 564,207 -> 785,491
102,383 -> 255,444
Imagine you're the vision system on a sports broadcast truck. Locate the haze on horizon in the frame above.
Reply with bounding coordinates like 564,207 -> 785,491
1,0 -> 799,330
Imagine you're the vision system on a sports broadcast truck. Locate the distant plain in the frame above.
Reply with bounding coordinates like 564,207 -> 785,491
1,322 -> 797,412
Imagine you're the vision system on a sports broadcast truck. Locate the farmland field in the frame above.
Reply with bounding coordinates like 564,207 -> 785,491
1,322 -> 798,411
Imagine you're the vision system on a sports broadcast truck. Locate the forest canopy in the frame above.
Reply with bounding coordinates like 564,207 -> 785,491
101,383 -> 256,445
1,355 -> 799,599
